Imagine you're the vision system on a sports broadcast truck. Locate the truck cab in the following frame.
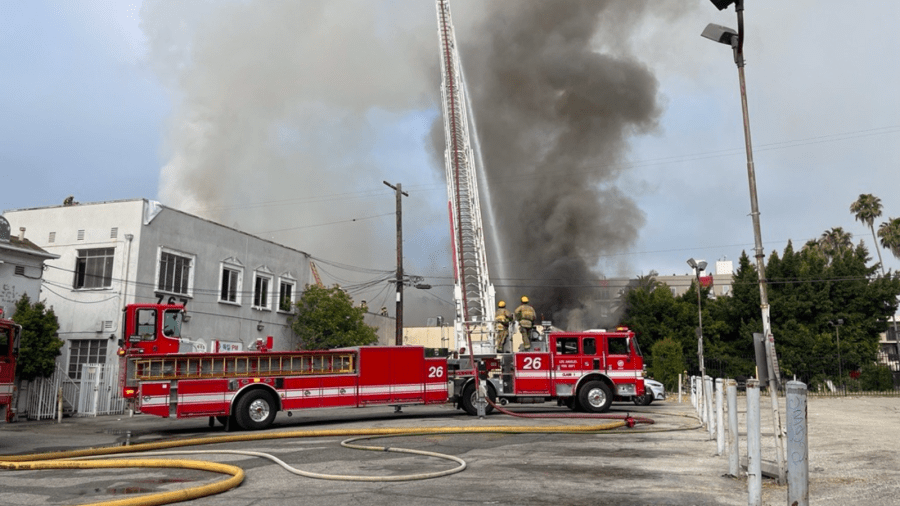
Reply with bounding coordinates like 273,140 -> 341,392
451,326 -> 645,415
121,304 -> 187,356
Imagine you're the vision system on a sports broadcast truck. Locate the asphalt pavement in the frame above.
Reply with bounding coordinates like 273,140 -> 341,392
1,395 -> 898,505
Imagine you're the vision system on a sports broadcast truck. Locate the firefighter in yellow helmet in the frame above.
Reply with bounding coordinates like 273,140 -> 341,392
515,296 -> 536,351
494,300 -> 513,353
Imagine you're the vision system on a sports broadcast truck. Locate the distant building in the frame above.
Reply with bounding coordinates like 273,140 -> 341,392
0,215 -> 58,318
5,199 -> 311,381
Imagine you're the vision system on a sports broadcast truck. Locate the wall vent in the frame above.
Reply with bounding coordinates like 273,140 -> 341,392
77,229 -> 85,241
48,231 -> 56,243
110,227 -> 118,239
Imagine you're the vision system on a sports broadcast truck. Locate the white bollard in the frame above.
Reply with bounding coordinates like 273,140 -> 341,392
786,381 -> 809,506
716,378 -> 725,456
726,379 -> 740,477
678,373 -> 683,404
747,379 -> 762,506
705,375 -> 715,439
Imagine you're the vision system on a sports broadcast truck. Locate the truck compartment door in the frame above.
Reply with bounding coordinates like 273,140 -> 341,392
139,381 -> 171,418
177,379 -> 227,417
513,352 -> 551,395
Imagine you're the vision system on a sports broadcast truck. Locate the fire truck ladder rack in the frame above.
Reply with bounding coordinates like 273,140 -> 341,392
130,352 -> 357,381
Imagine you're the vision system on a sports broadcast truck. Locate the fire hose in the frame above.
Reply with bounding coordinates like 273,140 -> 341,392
0,421 -> 630,506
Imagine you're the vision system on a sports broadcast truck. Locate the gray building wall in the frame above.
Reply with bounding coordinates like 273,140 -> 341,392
5,199 -> 311,375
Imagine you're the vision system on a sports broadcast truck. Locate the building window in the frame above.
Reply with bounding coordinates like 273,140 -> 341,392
220,266 -> 242,304
279,280 -> 295,312
253,272 -> 273,310
74,248 -> 115,289
68,339 -> 108,380
157,249 -> 193,296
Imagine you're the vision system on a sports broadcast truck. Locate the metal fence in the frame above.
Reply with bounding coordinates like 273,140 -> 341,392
76,363 -> 126,417
19,363 -> 125,420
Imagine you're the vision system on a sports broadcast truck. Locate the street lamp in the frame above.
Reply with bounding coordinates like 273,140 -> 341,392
702,0 -> 786,483
686,258 -> 708,379
829,319 -> 844,387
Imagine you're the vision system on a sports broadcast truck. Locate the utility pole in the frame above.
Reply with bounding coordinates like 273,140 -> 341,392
384,181 -> 408,345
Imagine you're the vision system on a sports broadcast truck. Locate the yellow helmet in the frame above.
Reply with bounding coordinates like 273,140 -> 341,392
498,300 -> 506,308
521,296 -> 529,303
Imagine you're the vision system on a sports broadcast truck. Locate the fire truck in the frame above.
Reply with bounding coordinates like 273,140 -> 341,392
0,312 -> 21,422
118,304 -> 645,430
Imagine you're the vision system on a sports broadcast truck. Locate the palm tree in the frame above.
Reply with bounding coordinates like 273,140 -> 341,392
819,227 -> 853,260
878,217 -> 900,260
850,194 -> 885,270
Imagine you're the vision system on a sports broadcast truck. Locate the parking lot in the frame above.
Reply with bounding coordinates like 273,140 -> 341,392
1,395 -> 898,505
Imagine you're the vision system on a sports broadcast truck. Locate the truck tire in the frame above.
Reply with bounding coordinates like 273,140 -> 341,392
565,396 -> 582,412
461,382 -> 496,416
578,381 -> 612,413
234,390 -> 277,430
632,393 -> 653,406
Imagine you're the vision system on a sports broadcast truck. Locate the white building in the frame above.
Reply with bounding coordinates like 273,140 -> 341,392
0,214 -> 58,318
5,199 -> 311,382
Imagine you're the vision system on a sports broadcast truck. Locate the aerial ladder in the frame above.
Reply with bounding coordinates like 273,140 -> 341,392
435,0 -> 495,354
309,261 -> 324,288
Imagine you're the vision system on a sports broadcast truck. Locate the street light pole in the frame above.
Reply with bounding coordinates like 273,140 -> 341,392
703,0 -> 786,484
831,319 -> 844,388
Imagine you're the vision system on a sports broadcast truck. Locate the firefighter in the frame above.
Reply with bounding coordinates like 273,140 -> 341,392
515,296 -> 536,351
494,300 -> 513,353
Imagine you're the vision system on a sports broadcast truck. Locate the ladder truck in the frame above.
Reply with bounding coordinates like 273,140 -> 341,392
117,304 -> 645,430
0,313 -> 21,422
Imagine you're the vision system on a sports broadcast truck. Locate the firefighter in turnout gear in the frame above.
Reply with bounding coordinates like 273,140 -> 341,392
494,300 -> 513,353
515,296 -> 536,351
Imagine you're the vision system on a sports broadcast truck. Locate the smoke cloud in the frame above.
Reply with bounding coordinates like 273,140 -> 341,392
143,0 -> 684,328
446,1 -> 677,329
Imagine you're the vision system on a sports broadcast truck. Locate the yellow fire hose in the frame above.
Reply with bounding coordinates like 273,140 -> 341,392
1,421 -> 627,506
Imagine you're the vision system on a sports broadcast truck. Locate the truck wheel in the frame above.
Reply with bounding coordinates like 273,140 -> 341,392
632,393 -> 653,406
461,382 -> 495,416
234,390 -> 277,430
578,381 -> 612,413
565,396 -> 582,412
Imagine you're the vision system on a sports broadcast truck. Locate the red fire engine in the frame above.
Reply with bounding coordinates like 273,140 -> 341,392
119,304 -> 645,430
0,312 -> 21,422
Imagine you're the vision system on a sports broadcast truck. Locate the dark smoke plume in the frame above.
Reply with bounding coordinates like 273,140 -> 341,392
450,1 -> 669,329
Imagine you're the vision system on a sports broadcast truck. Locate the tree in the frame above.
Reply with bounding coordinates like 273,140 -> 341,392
878,217 -> 900,260
648,338 -> 684,391
818,227 -> 853,261
288,284 -> 378,350
851,194 -> 885,270
13,294 -> 63,381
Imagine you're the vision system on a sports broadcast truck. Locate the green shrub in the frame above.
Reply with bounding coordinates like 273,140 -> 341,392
858,363 -> 894,391
649,338 -> 684,391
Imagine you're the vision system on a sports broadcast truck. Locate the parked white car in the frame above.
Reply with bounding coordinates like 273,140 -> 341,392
633,378 -> 666,406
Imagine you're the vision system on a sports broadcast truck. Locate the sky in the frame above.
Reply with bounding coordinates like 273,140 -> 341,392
2,1 -> 899,325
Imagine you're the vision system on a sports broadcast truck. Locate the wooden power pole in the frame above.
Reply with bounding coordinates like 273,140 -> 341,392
383,181 -> 408,345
